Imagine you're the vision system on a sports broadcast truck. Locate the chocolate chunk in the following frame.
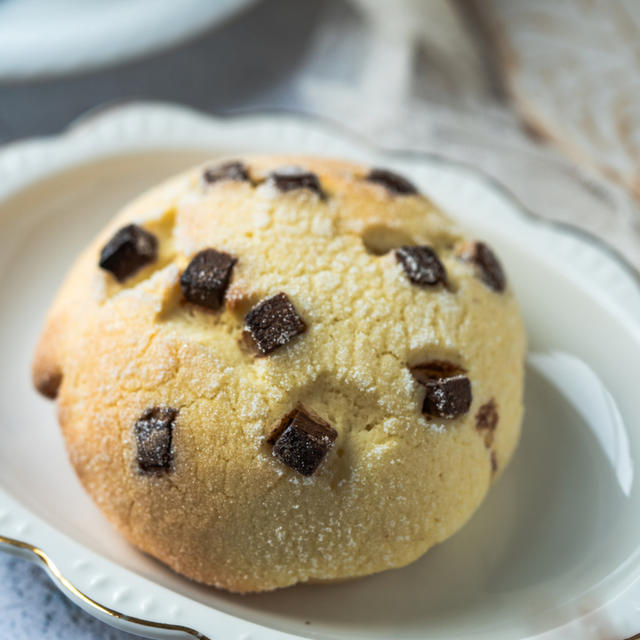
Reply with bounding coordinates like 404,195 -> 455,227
270,405 -> 337,476
203,161 -> 250,184
411,361 -> 472,419
99,224 -> 158,282
459,241 -> 506,292
476,399 -> 498,432
268,167 -> 325,198
422,376 -> 472,419
180,249 -> 237,311
135,407 -> 178,473
476,399 -> 499,447
490,451 -> 498,473
395,246 -> 447,287
34,369 -> 62,400
244,293 -> 307,355
366,168 -> 418,195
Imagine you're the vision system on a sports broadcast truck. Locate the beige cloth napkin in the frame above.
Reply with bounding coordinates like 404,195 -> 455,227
293,0 -> 640,269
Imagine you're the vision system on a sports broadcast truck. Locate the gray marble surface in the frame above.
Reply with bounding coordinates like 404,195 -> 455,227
1,0 -> 638,638
0,556 -> 138,639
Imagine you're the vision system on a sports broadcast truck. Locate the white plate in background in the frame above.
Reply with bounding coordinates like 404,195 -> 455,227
0,0 -> 256,80
1,103 -> 640,639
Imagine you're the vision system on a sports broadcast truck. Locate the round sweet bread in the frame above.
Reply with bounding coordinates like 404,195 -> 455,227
32,156 -> 526,593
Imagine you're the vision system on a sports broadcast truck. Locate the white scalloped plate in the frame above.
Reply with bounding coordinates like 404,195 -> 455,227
1,103 -> 640,640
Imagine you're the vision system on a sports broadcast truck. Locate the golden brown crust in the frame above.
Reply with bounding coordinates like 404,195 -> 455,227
33,155 -> 526,592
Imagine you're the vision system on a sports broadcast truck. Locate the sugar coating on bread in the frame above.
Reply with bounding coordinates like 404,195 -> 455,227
32,155 -> 526,592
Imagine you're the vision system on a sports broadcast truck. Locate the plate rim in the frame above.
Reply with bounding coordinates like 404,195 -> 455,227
0,534 -> 207,639
1,101 -> 640,640
4,100 -> 640,303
